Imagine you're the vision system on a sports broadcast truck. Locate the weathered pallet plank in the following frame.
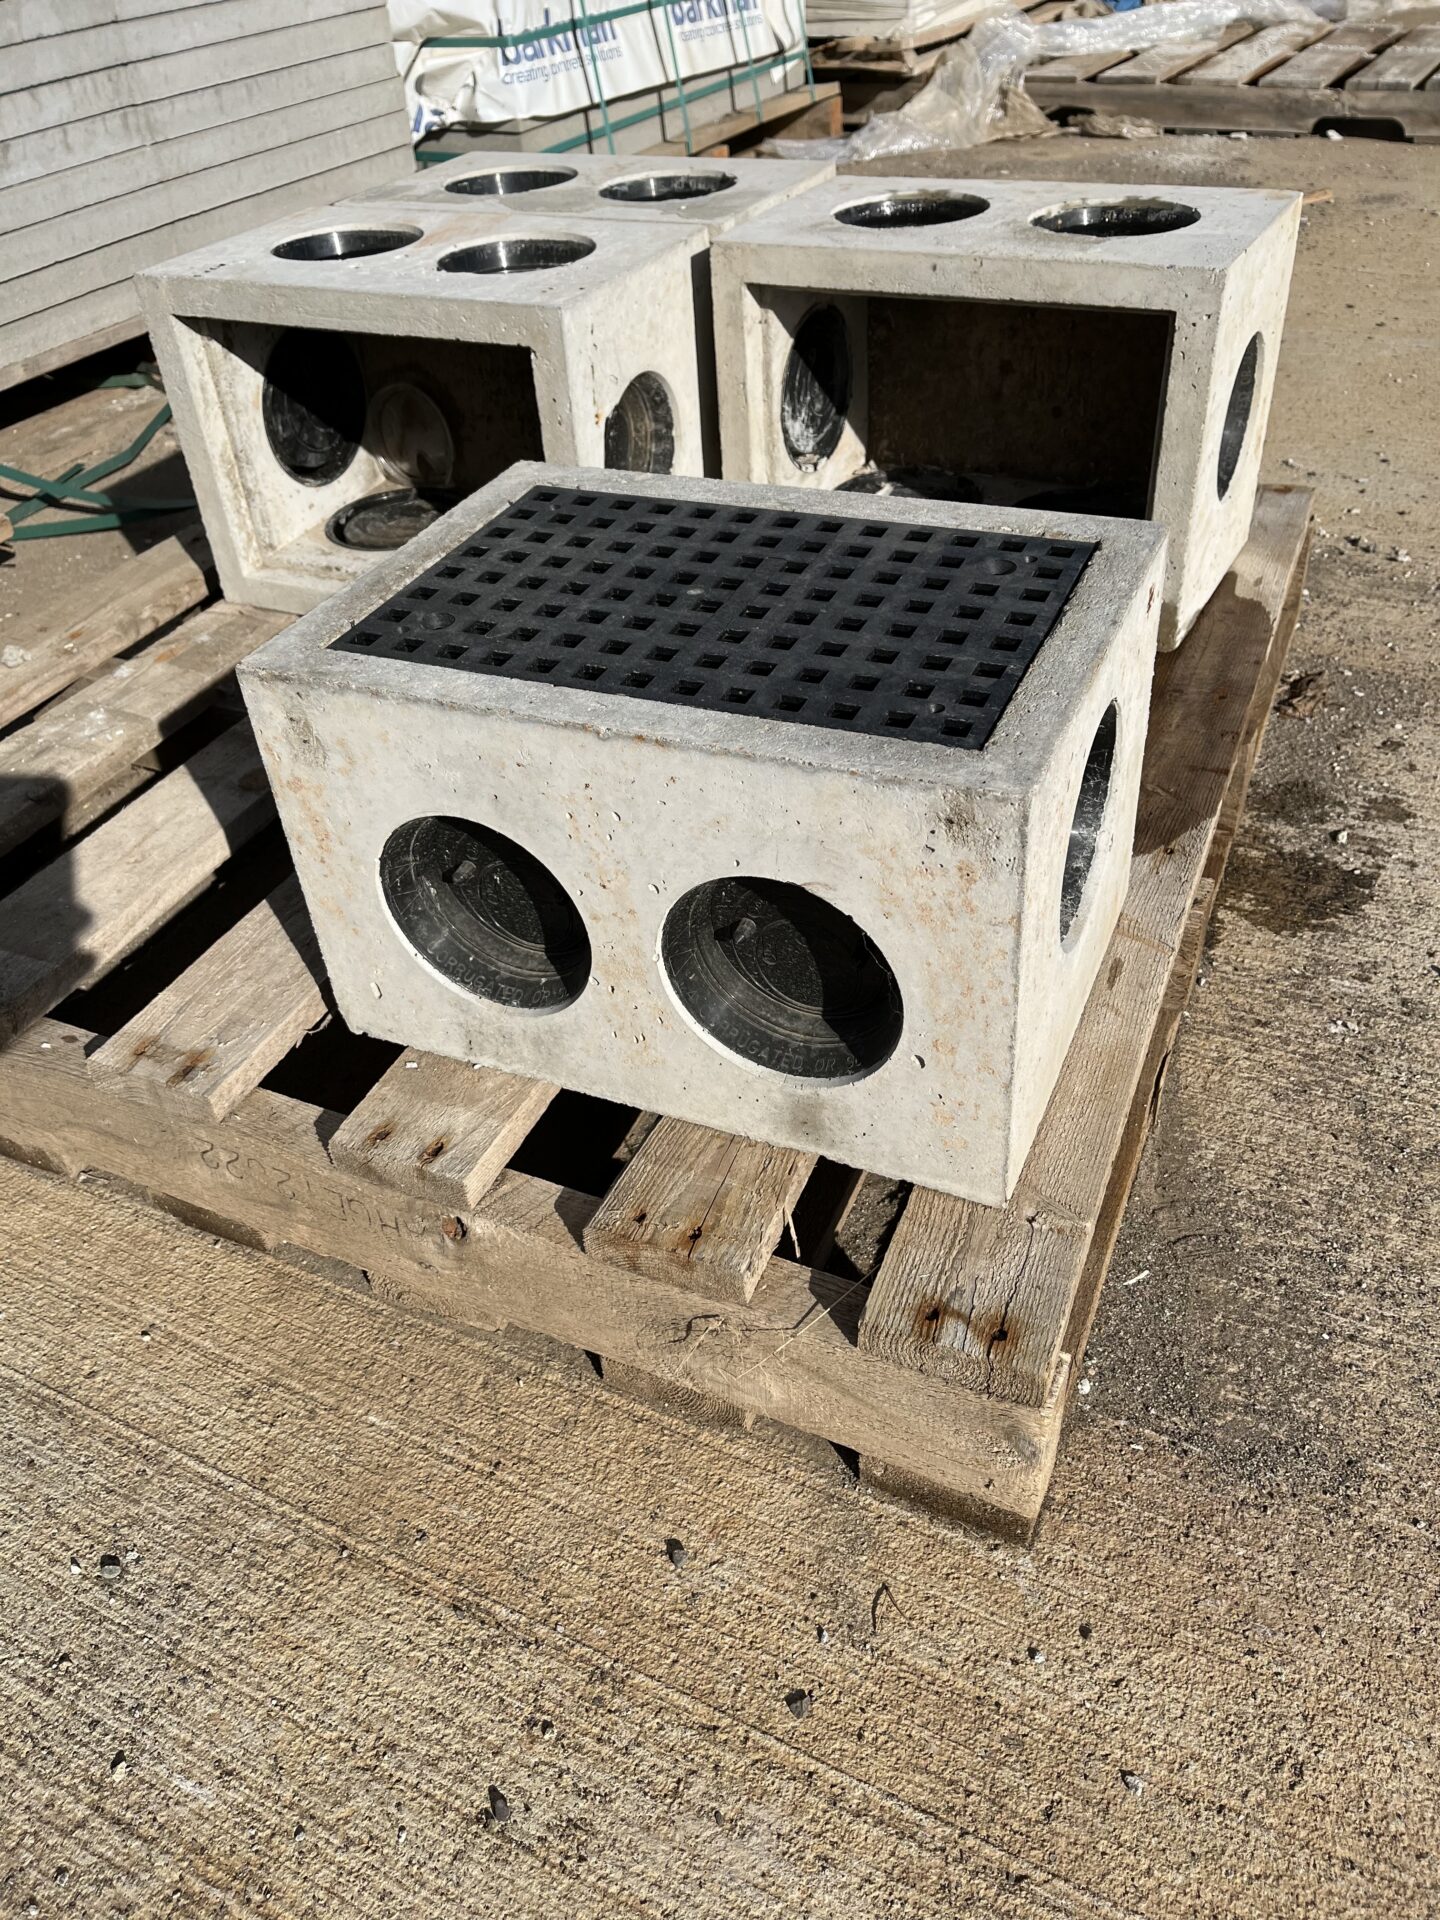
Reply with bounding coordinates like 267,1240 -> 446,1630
1026,71 -> 1440,135
854,488 -> 1312,1407
1174,21 -> 1326,87
0,725 -> 273,1044
329,1051 -> 560,1212
583,1118 -> 815,1304
1093,27 -> 1251,86
0,533 -> 211,731
0,601 -> 284,860
1027,45 -> 1139,83
87,877 -> 326,1119
1346,24 -> 1440,90
1257,22 -> 1403,91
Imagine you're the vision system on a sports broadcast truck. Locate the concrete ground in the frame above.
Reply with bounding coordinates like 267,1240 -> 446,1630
1,136 -> 1437,1918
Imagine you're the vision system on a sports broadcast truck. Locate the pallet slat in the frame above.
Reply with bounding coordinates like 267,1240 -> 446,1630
1258,22 -> 1403,91
0,724 -> 273,1043
87,876 -> 326,1118
1174,21 -> 1325,87
1093,27 -> 1250,86
583,1118 -> 815,1303
0,532 -> 211,731
1027,45 -> 1139,82
329,1051 -> 559,1212
0,601 -> 284,860
1347,24 -> 1440,90
855,488 -> 1313,1406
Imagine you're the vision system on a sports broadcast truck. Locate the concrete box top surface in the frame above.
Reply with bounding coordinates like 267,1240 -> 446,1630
138,199 -> 703,323
712,175 -> 1302,284
366,152 -> 837,234
243,459 -> 1166,799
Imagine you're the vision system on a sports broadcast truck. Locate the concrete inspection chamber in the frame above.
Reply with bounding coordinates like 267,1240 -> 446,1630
711,176 -> 1299,645
368,151 -> 835,473
240,461 -> 1166,1205
139,201 -> 706,614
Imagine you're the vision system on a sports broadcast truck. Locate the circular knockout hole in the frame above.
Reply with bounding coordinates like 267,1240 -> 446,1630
1031,198 -> 1201,238
272,226 -> 420,262
835,190 -> 988,229
781,305 -> 851,471
437,235 -> 595,275
326,488 -> 462,551
444,165 -> 577,195
1217,331 -> 1261,500
1060,704 -> 1118,943
662,876 -> 903,1081
262,329 -> 366,486
604,372 -> 676,474
600,170 -> 737,202
380,816 -> 591,1011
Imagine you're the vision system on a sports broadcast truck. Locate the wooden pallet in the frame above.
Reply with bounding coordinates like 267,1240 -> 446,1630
0,479 -> 1311,1539
1027,20 -> 1440,140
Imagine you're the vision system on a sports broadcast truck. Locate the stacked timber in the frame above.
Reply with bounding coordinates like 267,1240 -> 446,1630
0,0 -> 416,394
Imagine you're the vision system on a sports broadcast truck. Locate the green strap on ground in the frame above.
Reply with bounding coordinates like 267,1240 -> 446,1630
1,372 -> 195,541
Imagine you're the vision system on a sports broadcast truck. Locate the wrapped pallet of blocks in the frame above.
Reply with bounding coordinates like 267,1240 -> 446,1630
392,0 -> 814,156
0,0 -> 414,391
711,177 -> 1300,645
138,202 -> 707,612
239,461 -> 1166,1207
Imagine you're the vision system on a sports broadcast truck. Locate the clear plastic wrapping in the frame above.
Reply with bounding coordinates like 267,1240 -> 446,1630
776,0 -> 1341,163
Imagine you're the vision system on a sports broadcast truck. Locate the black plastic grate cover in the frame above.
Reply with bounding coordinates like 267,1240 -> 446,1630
329,485 -> 1096,750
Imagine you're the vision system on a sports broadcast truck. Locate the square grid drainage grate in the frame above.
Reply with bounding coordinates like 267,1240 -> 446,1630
330,486 -> 1096,750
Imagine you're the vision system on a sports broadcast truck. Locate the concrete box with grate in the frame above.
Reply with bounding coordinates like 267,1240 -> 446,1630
711,175 -> 1299,647
138,201 -> 707,615
368,152 -> 835,474
240,462 -> 1166,1204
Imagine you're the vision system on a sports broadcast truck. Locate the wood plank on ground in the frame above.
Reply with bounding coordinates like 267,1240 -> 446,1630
583,1117 -> 815,1304
1346,25 -> 1440,89
0,531 -> 211,731
87,876 -> 326,1119
854,488 -> 1313,1407
0,724 -> 273,1044
1093,27 -> 1251,86
0,601 -> 285,859
1174,21 -> 1327,86
1258,22 -> 1403,90
328,1051 -> 559,1213
1026,44 -> 1142,82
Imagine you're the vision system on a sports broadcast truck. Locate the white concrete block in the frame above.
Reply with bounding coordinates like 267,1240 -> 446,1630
239,460 -> 1166,1204
369,152 -> 835,473
138,200 -> 707,613
711,176 -> 1299,646
365,150 -> 835,228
